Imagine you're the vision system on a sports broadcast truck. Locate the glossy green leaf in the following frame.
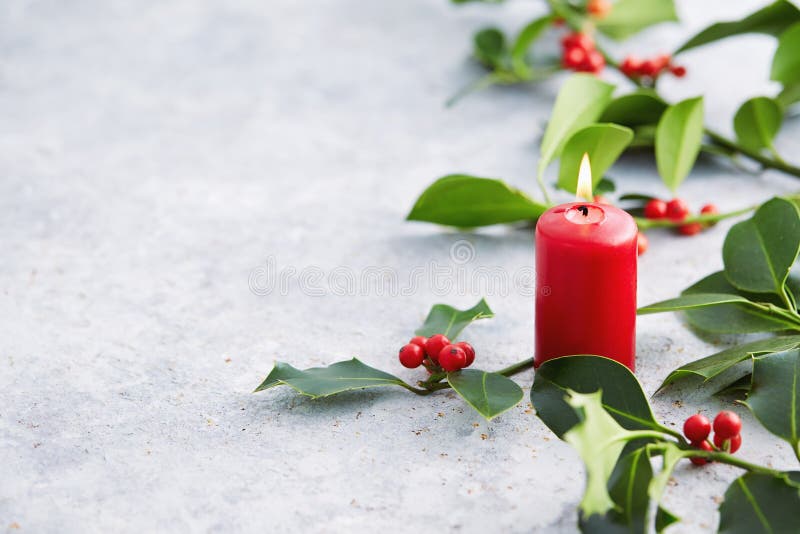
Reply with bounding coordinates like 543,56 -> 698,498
745,349 -> 800,458
596,0 -> 678,40
557,124 -> 633,194
734,97 -> 784,152
415,298 -> 494,340
680,271 -> 794,334
638,293 -> 753,314
723,197 -> 800,299
511,16 -> 554,78
718,472 -> 800,534
599,90 -> 667,127
655,97 -> 704,192
714,374 -> 753,397
254,358 -> 408,397
657,335 -> 800,390
474,28 -> 508,69
771,22 -> 800,86
538,74 -> 615,172
777,82 -> 800,108
406,175 -> 547,227
531,355 -> 660,439
595,177 -> 616,194
447,369 -> 523,420
677,0 -> 800,53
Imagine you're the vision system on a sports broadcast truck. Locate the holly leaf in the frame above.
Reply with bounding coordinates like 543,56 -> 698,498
679,271 -> 795,334
655,96 -> 704,192
447,369 -> 523,420
254,358 -> 409,397
557,124 -> 633,194
406,175 -> 547,227
733,97 -> 784,153
638,293 -> 755,314
723,197 -> 800,300
745,349 -> 800,459
657,335 -> 800,391
538,74 -> 615,173
531,355 -> 660,439
599,90 -> 667,128
415,298 -> 494,340
474,28 -> 508,70
714,374 -> 753,398
718,472 -> 800,534
771,22 -> 800,86
677,0 -> 800,53
511,15 -> 554,79
596,0 -> 678,41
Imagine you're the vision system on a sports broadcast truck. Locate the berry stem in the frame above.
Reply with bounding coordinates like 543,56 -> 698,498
705,129 -> 800,178
633,204 -> 757,230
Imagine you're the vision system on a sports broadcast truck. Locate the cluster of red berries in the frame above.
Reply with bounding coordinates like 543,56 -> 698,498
561,32 -> 605,75
620,54 -> 686,79
684,411 -> 743,466
398,334 -> 475,373
644,197 -> 718,236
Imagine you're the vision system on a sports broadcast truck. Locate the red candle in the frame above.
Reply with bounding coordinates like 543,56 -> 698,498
534,161 -> 638,371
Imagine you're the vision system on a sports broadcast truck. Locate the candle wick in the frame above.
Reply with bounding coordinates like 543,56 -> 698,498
577,205 -> 589,217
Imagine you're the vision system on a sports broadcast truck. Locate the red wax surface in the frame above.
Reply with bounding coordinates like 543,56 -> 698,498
534,202 -> 638,371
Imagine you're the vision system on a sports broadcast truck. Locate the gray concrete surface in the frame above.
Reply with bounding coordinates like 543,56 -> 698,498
2,0 -> 799,532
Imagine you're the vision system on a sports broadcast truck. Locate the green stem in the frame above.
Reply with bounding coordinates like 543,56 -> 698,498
706,129 -> 800,178
497,357 -> 535,377
537,164 -> 553,205
413,357 -> 535,395
634,205 -> 756,230
689,448 -> 785,477
446,73 -> 501,108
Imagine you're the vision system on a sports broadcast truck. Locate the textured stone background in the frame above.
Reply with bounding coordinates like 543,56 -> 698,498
2,0 -> 799,532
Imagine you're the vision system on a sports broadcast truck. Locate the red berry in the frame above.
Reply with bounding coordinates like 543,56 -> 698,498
714,432 -> 742,454
587,0 -> 612,18
582,50 -> 605,74
562,46 -> 587,69
700,203 -> 718,216
690,439 -> 712,466
683,414 -> 711,442
409,335 -> 428,352
678,222 -> 703,236
399,344 -> 424,369
620,55 -> 642,76
644,199 -> 668,219
636,232 -> 648,256
666,198 -> 689,221
438,345 -> 467,372
713,411 -> 742,440
652,54 -> 671,72
455,341 -> 475,367
670,65 -> 687,77
639,59 -> 658,77
561,32 -> 594,52
424,334 -> 450,363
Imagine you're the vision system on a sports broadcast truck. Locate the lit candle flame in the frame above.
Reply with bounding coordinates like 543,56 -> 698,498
576,153 -> 593,202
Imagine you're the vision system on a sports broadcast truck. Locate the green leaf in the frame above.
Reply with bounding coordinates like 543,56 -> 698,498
718,472 -> 800,534
771,22 -> 800,86
680,271 -> 794,334
657,335 -> 800,390
638,293 -> 754,314
734,97 -> 784,152
596,0 -> 678,40
564,391 -> 632,518
714,374 -> 753,397
474,28 -> 508,69
655,96 -> 704,192
406,175 -> 547,227
777,82 -> 800,108
599,90 -> 668,128
677,0 -> 800,53
745,349 -> 800,458
511,16 -> 554,79
531,355 -> 660,439
415,298 -> 494,340
538,74 -> 615,172
447,369 -> 523,420
557,124 -> 633,194
254,358 -> 408,397
723,197 -> 800,300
